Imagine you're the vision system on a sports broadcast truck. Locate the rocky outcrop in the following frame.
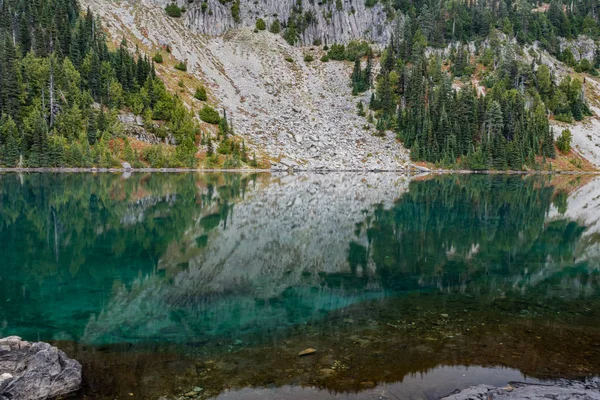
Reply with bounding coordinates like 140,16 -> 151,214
441,380 -> 600,400
0,336 -> 82,400
162,0 -> 397,45
559,35 -> 598,62
117,112 -> 176,145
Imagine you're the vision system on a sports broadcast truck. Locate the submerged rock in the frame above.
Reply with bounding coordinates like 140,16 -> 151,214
298,348 -> 317,356
441,380 -> 600,400
0,336 -> 82,400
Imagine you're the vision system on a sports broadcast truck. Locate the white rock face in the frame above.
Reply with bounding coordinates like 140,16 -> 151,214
559,36 -> 598,62
154,0 -> 396,46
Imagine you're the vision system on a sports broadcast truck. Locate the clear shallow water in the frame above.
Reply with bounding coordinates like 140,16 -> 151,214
0,172 -> 599,399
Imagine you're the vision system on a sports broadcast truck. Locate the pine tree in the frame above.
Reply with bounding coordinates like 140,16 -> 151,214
1,116 -> 20,167
484,101 -> 504,140
28,110 -> 50,167
351,58 -> 362,95
87,111 -> 98,145
2,37 -> 23,120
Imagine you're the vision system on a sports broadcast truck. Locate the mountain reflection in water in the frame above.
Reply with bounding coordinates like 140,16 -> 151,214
211,366 -> 541,400
0,172 -> 598,399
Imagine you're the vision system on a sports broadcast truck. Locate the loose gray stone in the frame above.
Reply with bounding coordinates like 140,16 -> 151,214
0,336 -> 82,400
441,380 -> 600,400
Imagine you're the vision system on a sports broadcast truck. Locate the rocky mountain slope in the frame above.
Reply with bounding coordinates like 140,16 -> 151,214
83,0 -> 410,171
554,77 -> 600,168
82,0 -> 600,171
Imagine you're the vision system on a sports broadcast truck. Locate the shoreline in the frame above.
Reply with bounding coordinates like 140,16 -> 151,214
0,167 -> 598,174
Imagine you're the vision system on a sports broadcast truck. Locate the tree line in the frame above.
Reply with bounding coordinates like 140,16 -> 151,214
353,17 -> 589,169
0,0 -> 228,168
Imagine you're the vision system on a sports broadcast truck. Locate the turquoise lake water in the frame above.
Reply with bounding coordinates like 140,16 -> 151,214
0,172 -> 598,399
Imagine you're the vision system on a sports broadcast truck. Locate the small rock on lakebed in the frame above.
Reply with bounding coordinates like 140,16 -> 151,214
298,348 -> 317,356
0,336 -> 82,400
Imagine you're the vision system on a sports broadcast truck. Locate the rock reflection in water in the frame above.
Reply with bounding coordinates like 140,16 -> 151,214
211,366 -> 541,400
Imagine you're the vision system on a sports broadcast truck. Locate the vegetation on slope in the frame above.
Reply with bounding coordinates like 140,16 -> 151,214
0,0 -> 258,169
342,1 -> 600,170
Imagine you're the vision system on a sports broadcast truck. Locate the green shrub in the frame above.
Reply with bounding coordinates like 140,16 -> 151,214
285,56 -> 294,63
345,40 -> 371,61
194,86 -> 208,101
327,44 -> 346,60
303,54 -> 314,62
143,145 -> 171,168
575,58 -> 592,73
284,26 -> 298,45
570,158 -> 583,168
217,138 -> 233,155
231,0 -> 240,23
554,113 -> 573,123
152,53 -> 163,63
561,49 -> 577,67
269,19 -> 281,34
223,155 -> 242,168
204,154 -> 218,168
165,3 -> 182,18
199,105 -> 221,124
256,18 -> 266,30
174,62 -> 187,71
556,129 -> 572,153
320,54 -> 330,62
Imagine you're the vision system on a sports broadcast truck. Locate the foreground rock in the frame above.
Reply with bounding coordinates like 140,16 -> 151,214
0,336 -> 82,400
441,379 -> 600,400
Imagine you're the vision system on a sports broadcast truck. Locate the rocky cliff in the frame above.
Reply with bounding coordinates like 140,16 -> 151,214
156,0 -> 396,46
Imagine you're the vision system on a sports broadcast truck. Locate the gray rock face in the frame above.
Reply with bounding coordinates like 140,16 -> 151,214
168,0 -> 396,45
441,380 -> 600,400
0,336 -> 82,400
559,35 -> 597,62
118,112 -> 166,145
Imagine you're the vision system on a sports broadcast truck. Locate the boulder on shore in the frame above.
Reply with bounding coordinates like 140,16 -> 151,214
441,379 -> 600,400
0,336 -> 82,400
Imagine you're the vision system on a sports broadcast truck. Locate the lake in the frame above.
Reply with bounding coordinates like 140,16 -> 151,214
0,172 -> 599,399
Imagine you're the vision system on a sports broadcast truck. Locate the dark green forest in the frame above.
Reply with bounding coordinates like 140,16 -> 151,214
343,0 -> 596,170
0,0 -> 205,168
280,0 -> 600,47
1,0 -> 598,169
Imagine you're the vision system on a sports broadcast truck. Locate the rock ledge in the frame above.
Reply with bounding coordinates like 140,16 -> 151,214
441,379 -> 600,400
0,336 -> 82,400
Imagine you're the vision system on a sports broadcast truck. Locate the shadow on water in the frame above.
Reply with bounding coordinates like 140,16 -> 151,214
0,172 -> 599,399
